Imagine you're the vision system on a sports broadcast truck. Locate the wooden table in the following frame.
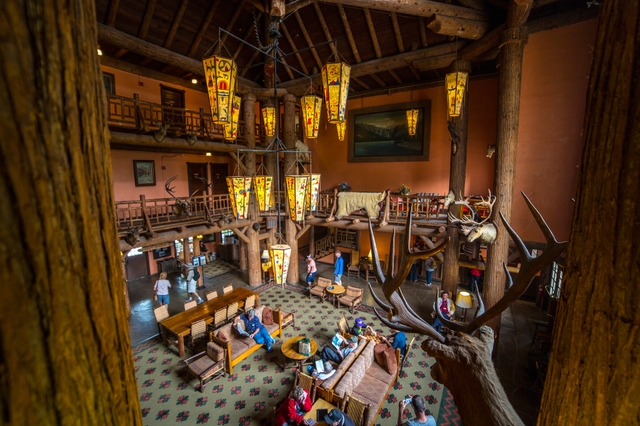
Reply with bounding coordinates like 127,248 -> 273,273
326,285 -> 345,308
280,335 -> 318,371
304,398 -> 337,426
160,287 -> 258,357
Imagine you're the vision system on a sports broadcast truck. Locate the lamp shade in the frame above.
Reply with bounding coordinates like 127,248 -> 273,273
455,291 -> 474,309
203,56 -> 238,124
322,62 -> 351,123
223,94 -> 241,140
226,176 -> 252,219
269,244 -> 291,285
406,109 -> 419,136
253,175 -> 273,212
301,95 -> 322,138
261,250 -> 270,261
336,120 -> 346,141
303,173 -> 321,213
445,72 -> 468,117
285,175 -> 309,221
262,104 -> 276,137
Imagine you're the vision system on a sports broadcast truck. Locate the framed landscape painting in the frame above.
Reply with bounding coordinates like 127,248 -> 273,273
348,101 -> 431,163
133,160 -> 156,186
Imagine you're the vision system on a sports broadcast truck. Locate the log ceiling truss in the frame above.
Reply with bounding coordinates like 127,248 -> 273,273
96,0 -> 596,98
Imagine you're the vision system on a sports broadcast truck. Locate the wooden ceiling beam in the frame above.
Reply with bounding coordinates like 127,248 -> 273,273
164,0 -> 190,49
351,76 -> 370,90
427,15 -> 491,40
412,52 -> 457,71
110,131 -> 239,154
390,12 -> 405,53
294,11 -> 324,70
317,0 -> 488,21
233,16 -> 261,60
278,53 -> 296,80
388,70 -> 403,85
219,1 -> 246,48
370,73 -> 386,87
456,0 -> 488,11
418,16 -> 429,48
337,4 -> 361,63
364,8 -> 382,58
459,23 -> 505,61
138,57 -> 153,66
105,0 -> 121,26
281,22 -> 310,75
113,48 -> 128,59
186,1 -> 220,58
286,0 -> 314,15
138,0 -> 158,39
313,2 -> 339,58
97,23 -> 260,90
507,0 -> 534,27
240,47 -> 261,77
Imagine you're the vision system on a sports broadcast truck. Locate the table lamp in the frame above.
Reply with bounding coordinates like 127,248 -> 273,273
455,291 -> 474,323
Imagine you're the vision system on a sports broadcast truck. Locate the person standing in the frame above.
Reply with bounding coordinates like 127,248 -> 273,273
185,265 -> 203,304
425,257 -> 435,286
383,329 -> 407,356
398,395 -> 436,426
469,268 -> 482,293
432,291 -> 455,333
305,255 -> 317,287
409,244 -> 420,282
334,251 -> 344,284
153,272 -> 171,306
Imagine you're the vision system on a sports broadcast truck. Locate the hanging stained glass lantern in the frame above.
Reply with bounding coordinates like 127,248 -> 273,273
262,102 -> 276,137
285,175 -> 309,221
301,95 -> 322,138
336,121 -> 346,141
226,176 -> 252,219
321,62 -> 351,123
253,175 -> 273,212
445,72 -> 468,117
223,94 -> 241,140
269,244 -> 291,286
406,109 -> 419,136
303,174 -> 321,214
202,56 -> 238,124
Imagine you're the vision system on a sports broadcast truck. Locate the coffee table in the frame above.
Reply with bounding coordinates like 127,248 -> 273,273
326,284 -> 345,308
304,398 -> 338,426
280,335 -> 318,371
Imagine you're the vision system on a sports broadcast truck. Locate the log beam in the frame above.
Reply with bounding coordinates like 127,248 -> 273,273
164,0 -> 190,49
427,15 -> 492,40
109,131 -> 240,153
317,0 -> 489,21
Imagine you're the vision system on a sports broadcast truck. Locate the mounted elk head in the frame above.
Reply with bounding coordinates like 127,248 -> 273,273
448,191 -> 498,244
164,175 -> 211,218
153,118 -> 173,143
124,226 -> 145,246
367,193 -> 567,426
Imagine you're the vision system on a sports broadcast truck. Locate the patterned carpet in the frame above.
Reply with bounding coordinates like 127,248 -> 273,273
133,286 -> 460,425
202,259 -> 237,279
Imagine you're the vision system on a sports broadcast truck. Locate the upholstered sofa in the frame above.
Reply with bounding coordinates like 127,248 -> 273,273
318,335 -> 367,391
332,340 -> 400,426
209,304 -> 281,374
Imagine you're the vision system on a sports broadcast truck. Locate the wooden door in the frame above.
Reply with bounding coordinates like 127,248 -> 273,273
124,252 -> 149,281
187,162 -> 209,197
209,163 -> 228,195
160,85 -> 185,130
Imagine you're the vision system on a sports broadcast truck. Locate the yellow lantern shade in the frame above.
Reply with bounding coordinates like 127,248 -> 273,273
269,244 -> 291,285
301,95 -> 322,138
226,176 -> 252,219
285,175 -> 309,221
253,175 -> 273,212
336,121 -> 346,141
262,104 -> 276,137
406,109 -> 419,136
203,56 -> 238,124
445,72 -> 468,117
303,173 -> 321,213
321,62 -> 351,123
223,95 -> 241,140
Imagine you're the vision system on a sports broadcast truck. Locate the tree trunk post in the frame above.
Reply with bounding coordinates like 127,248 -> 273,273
283,93 -> 300,284
442,59 -> 472,296
243,93 -> 262,286
194,235 -> 203,288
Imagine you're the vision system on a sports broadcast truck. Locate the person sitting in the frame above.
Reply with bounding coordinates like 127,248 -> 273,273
432,290 -> 455,333
351,317 -> 366,336
321,335 -> 359,364
309,361 -> 336,383
382,329 -> 407,356
325,408 -> 356,426
275,385 -> 313,426
398,395 -> 436,426
233,308 -> 275,353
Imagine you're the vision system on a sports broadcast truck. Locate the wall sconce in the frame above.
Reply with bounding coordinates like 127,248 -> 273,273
303,173 -> 321,215
336,120 -> 346,141
202,55 -> 238,124
455,291 -> 474,322
322,62 -> 351,123
253,175 -> 273,212
445,71 -> 468,117
406,109 -> 418,136
269,244 -> 291,286
301,95 -> 322,138
262,101 -> 276,137
285,175 -> 309,221
226,176 -> 252,219
261,250 -> 270,262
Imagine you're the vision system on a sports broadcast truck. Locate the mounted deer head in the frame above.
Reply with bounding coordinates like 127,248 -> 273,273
153,118 -> 173,143
164,175 -> 211,218
124,226 -> 144,246
448,190 -> 498,244
368,193 -> 567,426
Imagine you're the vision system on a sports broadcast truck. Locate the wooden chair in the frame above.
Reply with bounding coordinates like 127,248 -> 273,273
184,341 -> 226,393
274,305 -> 295,336
346,250 -> 361,278
227,301 -> 239,323
240,295 -> 256,314
400,335 -> 417,376
309,276 -> 332,301
153,305 -> 170,335
345,395 -> 370,426
184,300 -> 197,311
213,306 -> 227,329
338,286 -> 364,313
188,319 -> 207,351
222,284 -> 233,294
206,290 -> 218,301
294,371 -> 317,401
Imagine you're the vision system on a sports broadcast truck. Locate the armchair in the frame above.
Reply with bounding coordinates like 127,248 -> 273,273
338,286 -> 364,314
184,341 -> 226,392
346,250 -> 361,278
309,277 -> 332,301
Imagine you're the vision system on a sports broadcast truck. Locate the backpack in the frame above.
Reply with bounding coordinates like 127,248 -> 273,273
193,269 -> 201,281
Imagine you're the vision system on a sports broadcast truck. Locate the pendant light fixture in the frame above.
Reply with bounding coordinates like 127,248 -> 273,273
336,120 -> 346,141
301,94 -> 322,138
303,173 -> 321,215
253,174 -> 273,212
269,244 -> 291,286
262,100 -> 276,137
445,71 -> 468,117
321,62 -> 351,123
406,109 -> 418,136
202,55 -> 239,124
223,94 -> 241,140
285,175 -> 309,222
226,176 -> 252,219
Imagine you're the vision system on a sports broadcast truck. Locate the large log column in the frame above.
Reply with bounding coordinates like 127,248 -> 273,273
442,59 -> 472,296
283,93 -> 300,284
243,93 -> 262,286
484,25 -> 529,337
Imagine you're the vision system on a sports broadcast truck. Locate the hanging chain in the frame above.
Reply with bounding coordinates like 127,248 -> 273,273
252,7 -> 273,51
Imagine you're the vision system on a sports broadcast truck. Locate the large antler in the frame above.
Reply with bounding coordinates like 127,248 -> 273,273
164,175 -> 191,217
435,191 -> 568,334
367,204 -> 449,343
188,177 -> 212,200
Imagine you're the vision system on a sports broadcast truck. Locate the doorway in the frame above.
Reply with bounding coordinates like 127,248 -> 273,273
209,163 -> 229,195
160,85 -> 185,130
124,249 -> 149,281
187,162 -> 209,196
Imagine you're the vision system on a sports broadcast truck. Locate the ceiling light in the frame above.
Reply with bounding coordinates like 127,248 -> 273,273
205,152 -> 212,156
191,78 -> 198,84
97,48 -> 102,56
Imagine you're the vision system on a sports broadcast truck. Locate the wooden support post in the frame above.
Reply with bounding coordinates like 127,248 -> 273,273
194,236 -> 203,289
309,225 -> 315,257
243,93 -> 262,287
283,93 -> 300,285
